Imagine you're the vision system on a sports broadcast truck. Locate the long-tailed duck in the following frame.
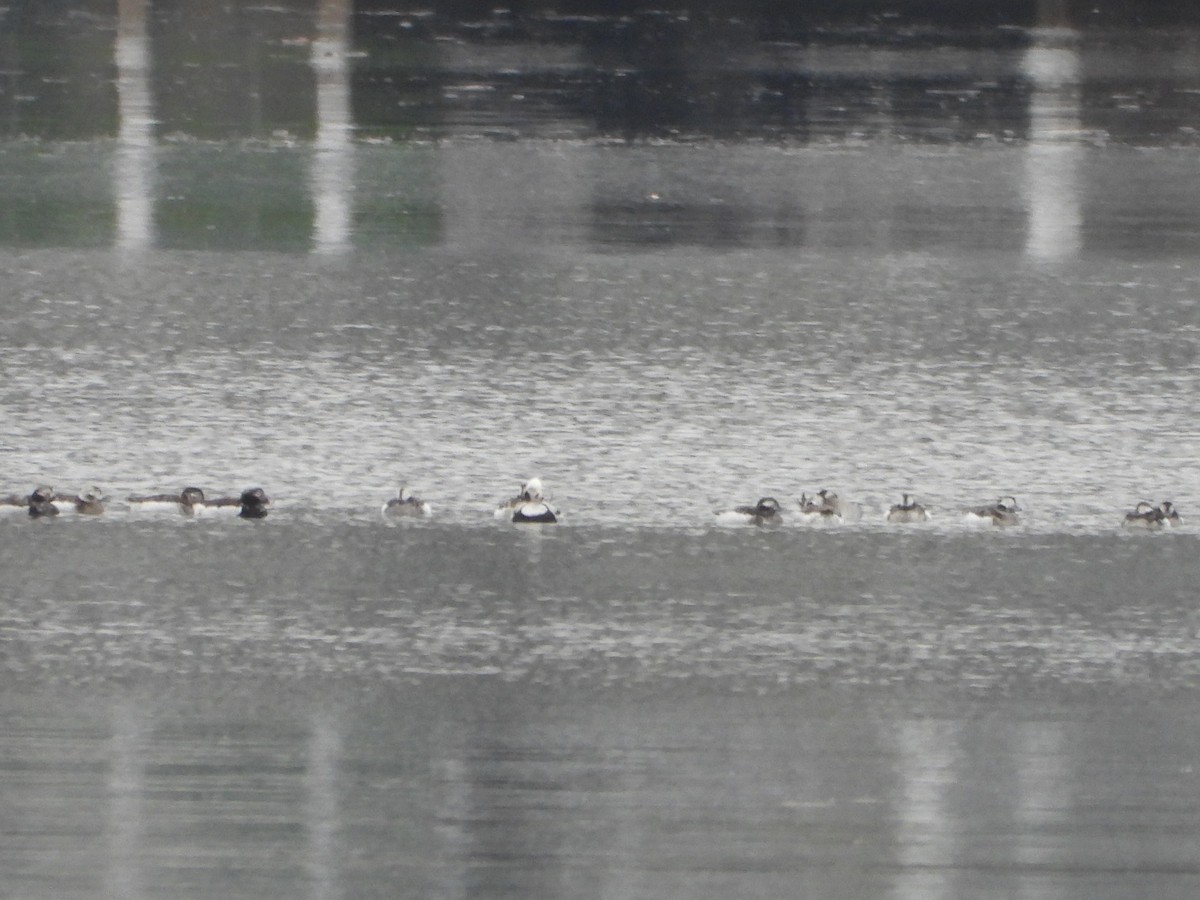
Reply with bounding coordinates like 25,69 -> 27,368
716,497 -> 783,526
27,485 -> 60,518
213,487 -> 270,519
886,493 -> 929,523
496,478 -> 558,524
382,485 -> 432,517
128,486 -> 208,516
798,489 -> 843,521
965,496 -> 1021,526
68,486 -> 106,515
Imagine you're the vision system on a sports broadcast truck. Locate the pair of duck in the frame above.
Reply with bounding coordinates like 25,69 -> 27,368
1122,500 -> 1183,529
880,493 -> 1021,526
722,494 -> 1020,526
722,489 -> 847,526
0,485 -> 107,517
127,486 -> 270,519
382,477 -> 559,524
2,485 -> 271,518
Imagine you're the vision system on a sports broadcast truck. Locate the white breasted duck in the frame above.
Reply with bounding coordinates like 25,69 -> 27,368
1160,501 -> 1183,526
965,496 -> 1021,526
382,485 -> 432,517
128,486 -> 209,516
798,489 -> 843,521
886,493 -> 929,523
497,478 -> 558,524
716,497 -> 783,526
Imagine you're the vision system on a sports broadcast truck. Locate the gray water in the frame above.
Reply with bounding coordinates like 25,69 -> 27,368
3,3 -> 1200,898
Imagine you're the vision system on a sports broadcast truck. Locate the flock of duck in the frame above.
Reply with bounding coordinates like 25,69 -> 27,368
0,479 -> 554,523
0,479 -> 1186,529
715,492 -> 1183,529
1,485 -> 272,519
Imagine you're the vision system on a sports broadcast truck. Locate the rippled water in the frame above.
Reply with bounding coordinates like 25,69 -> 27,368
2,229 -> 1198,529
4,4 -> 1200,898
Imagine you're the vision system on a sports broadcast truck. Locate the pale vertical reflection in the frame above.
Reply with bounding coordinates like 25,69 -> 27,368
106,700 -> 145,900
115,0 -> 155,251
306,710 -> 342,899
312,0 -> 353,254
433,757 -> 470,900
889,719 -> 961,900
1022,10 -> 1083,260
1014,721 -> 1069,900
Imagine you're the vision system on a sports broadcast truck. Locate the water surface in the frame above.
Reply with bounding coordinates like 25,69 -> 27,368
2,4 -> 1200,898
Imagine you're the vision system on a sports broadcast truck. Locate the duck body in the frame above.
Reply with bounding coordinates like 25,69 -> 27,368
196,487 -> 270,518
797,490 -> 843,522
27,486 -> 60,518
511,502 -> 558,523
235,487 -> 270,519
1122,500 -> 1182,529
1122,501 -> 1163,529
128,486 -> 208,516
887,493 -> 928,523
69,486 -> 106,515
497,478 -> 558,524
0,492 -> 29,511
717,497 -> 782,526
965,496 -> 1020,526
382,486 -> 432,517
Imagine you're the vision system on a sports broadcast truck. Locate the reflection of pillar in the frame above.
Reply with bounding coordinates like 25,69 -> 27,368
1013,721 -> 1069,876
889,720 -> 960,900
106,700 -> 145,899
312,0 -> 353,254
115,0 -> 155,251
306,709 -> 341,899
1023,25 -> 1083,259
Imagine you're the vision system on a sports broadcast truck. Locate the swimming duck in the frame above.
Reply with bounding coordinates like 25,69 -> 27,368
1122,500 -> 1163,529
68,486 -> 106,515
201,487 -> 270,518
229,487 -> 270,519
798,489 -> 843,520
1160,501 -> 1183,526
717,497 -> 783,526
128,486 -> 208,515
497,478 -> 558,524
886,493 -> 929,523
382,485 -> 432,517
965,496 -> 1021,526
27,485 -> 59,518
